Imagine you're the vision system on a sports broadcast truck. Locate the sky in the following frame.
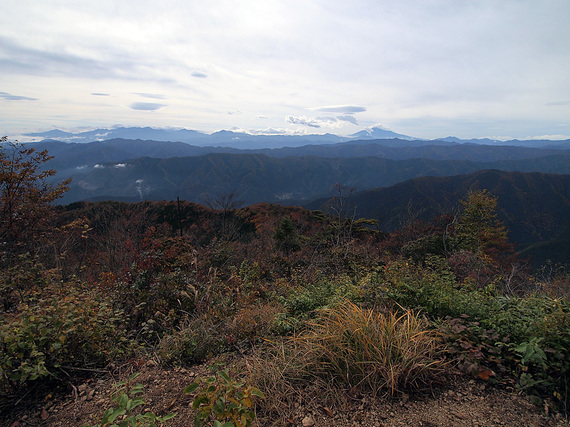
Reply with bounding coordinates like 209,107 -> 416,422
1,0 -> 570,140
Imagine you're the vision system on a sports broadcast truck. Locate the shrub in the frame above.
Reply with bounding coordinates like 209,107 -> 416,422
275,274 -> 359,334
0,284 -> 132,387
225,303 -> 282,345
156,316 -> 225,366
185,364 -> 265,427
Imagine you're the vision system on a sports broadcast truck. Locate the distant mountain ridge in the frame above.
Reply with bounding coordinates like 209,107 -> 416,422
5,130 -> 570,266
306,169 -> 570,241
26,138 -> 570,179
21,126 -> 570,150
25,127 -> 346,148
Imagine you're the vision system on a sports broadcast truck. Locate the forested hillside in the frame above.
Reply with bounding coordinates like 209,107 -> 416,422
51,152 -> 570,205
307,170 -> 570,267
1,139 -> 569,425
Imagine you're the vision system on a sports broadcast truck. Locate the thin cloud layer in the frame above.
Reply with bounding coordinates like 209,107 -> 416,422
130,102 -> 166,111
133,93 -> 167,99
311,106 -> 367,114
0,91 -> 37,101
337,115 -> 358,125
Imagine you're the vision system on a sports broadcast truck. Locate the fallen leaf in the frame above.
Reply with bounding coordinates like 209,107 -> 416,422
478,369 -> 495,380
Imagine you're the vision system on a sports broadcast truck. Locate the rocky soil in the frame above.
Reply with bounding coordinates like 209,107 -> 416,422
2,360 -> 568,427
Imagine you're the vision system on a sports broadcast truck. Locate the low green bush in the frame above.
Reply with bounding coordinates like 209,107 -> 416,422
185,364 -> 265,427
0,285 -> 133,387
362,256 -> 570,411
274,274 -> 359,334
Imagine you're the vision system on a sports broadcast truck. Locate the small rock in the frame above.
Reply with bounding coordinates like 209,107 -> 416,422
302,415 -> 315,426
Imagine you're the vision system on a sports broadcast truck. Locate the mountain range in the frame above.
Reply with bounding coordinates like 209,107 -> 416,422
22,126 -> 570,149
5,126 -> 570,267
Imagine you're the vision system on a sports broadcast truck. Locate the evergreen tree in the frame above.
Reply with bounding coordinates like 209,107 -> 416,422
273,216 -> 300,257
454,190 -> 511,262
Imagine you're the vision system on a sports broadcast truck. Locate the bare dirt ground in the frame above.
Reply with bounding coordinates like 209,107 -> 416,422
2,359 -> 568,427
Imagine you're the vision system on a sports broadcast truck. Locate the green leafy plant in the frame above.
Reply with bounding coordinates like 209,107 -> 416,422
516,337 -> 547,369
184,364 -> 265,427
90,373 -> 176,427
0,286 -> 133,387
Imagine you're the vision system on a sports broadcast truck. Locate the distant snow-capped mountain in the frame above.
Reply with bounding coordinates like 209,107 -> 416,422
349,126 -> 414,140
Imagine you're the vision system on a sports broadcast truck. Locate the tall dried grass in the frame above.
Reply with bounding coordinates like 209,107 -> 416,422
294,300 -> 445,396
243,301 -> 447,424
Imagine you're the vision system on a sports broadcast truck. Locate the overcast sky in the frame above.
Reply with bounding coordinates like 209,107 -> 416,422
1,0 -> 569,139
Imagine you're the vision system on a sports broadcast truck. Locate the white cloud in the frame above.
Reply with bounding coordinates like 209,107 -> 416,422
1,1 -> 569,139
248,128 -> 287,135
286,116 -> 320,128
521,135 -> 570,141
337,115 -> 358,125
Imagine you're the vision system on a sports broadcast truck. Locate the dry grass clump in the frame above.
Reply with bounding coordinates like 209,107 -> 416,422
297,301 -> 445,396
241,301 -> 446,424
241,338 -> 340,425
